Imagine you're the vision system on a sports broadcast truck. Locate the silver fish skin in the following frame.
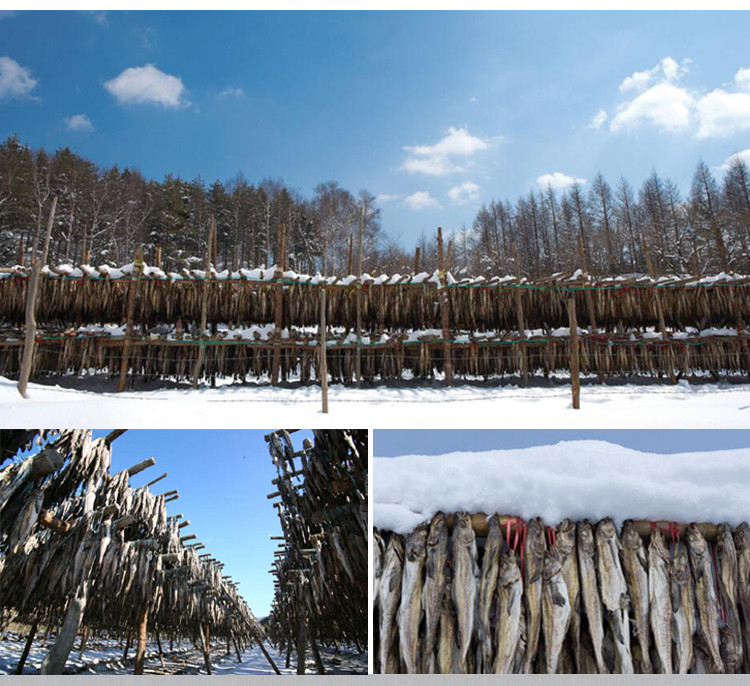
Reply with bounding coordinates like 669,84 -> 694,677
671,540 -> 696,674
398,524 -> 428,674
620,521 -> 652,674
477,514 -> 502,673
686,524 -> 724,673
377,535 -> 404,673
451,512 -> 479,674
717,523 -> 743,673
732,522 -> 750,672
437,574 -> 458,674
648,527 -> 672,673
556,519 -> 581,672
9,488 -> 43,554
523,517 -> 546,673
422,513 -> 448,673
541,546 -> 571,674
595,517 -> 633,674
577,520 -> 608,674
374,529 -> 384,608
494,549 -> 523,674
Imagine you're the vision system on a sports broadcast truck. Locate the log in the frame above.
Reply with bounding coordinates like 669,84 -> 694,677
567,296 -> 580,410
18,195 -> 57,398
133,604 -> 149,675
126,457 -> 156,477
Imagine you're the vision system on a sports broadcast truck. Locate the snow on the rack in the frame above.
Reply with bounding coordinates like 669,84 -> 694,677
373,440 -> 750,534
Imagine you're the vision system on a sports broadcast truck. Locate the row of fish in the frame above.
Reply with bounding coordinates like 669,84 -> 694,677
374,513 -> 750,674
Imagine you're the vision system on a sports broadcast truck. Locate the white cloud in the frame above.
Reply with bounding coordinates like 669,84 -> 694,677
402,126 -> 488,176
86,10 -> 108,24
619,57 -> 688,93
448,180 -> 480,205
610,82 -> 694,133
63,114 -> 94,133
536,172 -> 586,190
720,149 -> 750,172
469,96 -> 477,103
218,87 -> 244,98
104,64 -> 188,108
696,88 -> 750,138
0,56 -> 37,100
589,108 -> 607,129
735,68 -> 750,92
376,193 -> 401,204
404,191 -> 440,210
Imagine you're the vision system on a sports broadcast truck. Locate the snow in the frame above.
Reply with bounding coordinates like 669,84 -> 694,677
373,440 -> 750,534
1,375 -> 750,428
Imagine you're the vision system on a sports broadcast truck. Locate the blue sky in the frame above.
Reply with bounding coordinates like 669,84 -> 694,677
2,11 -> 750,247
374,429 -> 750,457
90,429 -> 313,617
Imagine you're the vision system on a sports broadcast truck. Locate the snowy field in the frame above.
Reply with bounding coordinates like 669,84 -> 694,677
374,439 -> 750,533
1,374 -> 750,428
0,632 -> 366,675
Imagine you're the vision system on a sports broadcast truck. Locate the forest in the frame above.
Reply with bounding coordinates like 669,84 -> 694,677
1,134 -> 749,278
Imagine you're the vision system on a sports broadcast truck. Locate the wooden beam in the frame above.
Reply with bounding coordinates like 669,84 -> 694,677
145,472 -> 168,488
127,457 -> 155,477
104,429 -> 127,445
28,448 -> 64,479
37,509 -> 72,535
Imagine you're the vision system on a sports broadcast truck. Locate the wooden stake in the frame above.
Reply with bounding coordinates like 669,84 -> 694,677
320,286 -> 329,414
271,223 -> 286,386
117,245 -> 144,393
512,242 -> 529,387
355,203 -> 364,388
155,627 -> 165,669
198,623 -> 212,675
192,218 -> 215,388
133,604 -> 148,675
437,228 -> 453,386
14,620 -> 37,674
18,195 -> 57,398
568,296 -> 581,409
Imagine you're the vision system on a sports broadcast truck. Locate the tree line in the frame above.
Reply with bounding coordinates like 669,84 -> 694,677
2,134 -> 749,277
0,135 -> 383,274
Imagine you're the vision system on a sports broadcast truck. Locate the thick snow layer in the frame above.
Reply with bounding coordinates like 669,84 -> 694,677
374,440 -> 750,534
1,375 -> 750,428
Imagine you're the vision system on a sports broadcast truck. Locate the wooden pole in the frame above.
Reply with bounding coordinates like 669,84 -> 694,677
644,242 -> 677,384
577,235 -> 598,331
127,456 -> 156,477
78,625 -> 88,658
18,195 -> 57,398
232,633 -> 242,663
40,585 -> 88,674
437,228 -> 453,386
256,638 -> 282,675
14,620 -> 37,674
346,234 -> 353,275
512,242 -> 529,387
310,628 -> 326,675
117,245 -> 144,393
413,246 -> 421,274
133,604 -> 149,675
192,218 -> 215,388
198,623 -> 212,675
296,614 -> 307,675
355,203 -> 364,388
568,296 -> 580,409
271,223 -> 286,386
320,286 -> 328,414
155,627 -> 165,669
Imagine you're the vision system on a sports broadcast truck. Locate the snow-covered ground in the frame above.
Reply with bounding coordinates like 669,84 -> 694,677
1,374 -> 749,428
374,439 -> 750,533
0,632 -> 364,675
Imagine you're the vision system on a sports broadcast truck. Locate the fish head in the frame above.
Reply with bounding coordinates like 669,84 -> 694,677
733,522 -> 750,553
453,512 -> 475,544
427,513 -> 447,547
716,523 -> 733,557
597,517 -> 617,540
672,542 -> 689,582
499,550 -> 521,584
543,547 -> 562,579
406,524 -> 428,560
621,521 -> 643,551
577,521 -> 595,553
555,518 -> 575,554
686,524 -> 707,555
527,518 -> 546,556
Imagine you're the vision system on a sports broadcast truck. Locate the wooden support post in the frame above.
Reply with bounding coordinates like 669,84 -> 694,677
413,246 -> 421,274
346,234 -> 353,275
644,242 -> 677,384
199,623 -> 212,675
512,242 -> 529,387
271,223 -> 286,386
577,235 -> 598,332
285,643 -> 292,668
155,627 -> 165,669
320,286 -> 329,414
232,633 -> 243,663
117,245 -> 144,393
133,604 -> 148,675
40,585 -> 88,674
437,227 -> 453,386
78,625 -> 88,658
155,245 -> 162,269
568,296 -> 581,410
310,628 -> 326,675
14,620 -> 37,674
355,203 -> 364,388
296,614 -> 307,675
192,218 -> 215,389
123,631 -> 132,659
18,195 -> 57,398
17,235 -> 25,267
